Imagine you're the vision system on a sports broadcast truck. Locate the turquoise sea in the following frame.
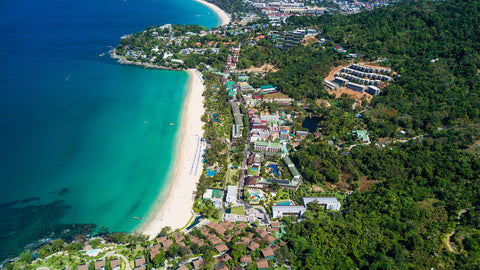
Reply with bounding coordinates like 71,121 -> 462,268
0,0 -> 219,259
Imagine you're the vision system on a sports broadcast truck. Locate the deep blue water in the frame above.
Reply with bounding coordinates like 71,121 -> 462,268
0,0 -> 219,259
302,116 -> 322,133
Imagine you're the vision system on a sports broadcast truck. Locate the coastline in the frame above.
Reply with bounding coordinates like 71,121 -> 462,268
193,0 -> 231,26
121,0 -> 229,239
138,69 -> 205,239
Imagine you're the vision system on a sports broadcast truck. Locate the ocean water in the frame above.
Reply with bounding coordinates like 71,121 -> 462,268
0,0 -> 219,259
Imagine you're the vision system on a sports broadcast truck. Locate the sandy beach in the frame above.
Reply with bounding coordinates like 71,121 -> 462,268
193,0 -> 231,26
139,69 -> 205,239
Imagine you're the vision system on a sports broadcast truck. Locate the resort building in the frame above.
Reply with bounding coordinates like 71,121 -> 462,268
271,205 -> 306,219
260,114 -> 279,122
226,185 -> 239,206
333,77 -> 349,86
231,102 -> 244,140
346,82 -> 366,93
303,197 -> 342,211
367,85 -> 381,95
254,140 -> 282,152
353,130 -> 369,142
272,197 -> 342,218
282,155 -> 302,181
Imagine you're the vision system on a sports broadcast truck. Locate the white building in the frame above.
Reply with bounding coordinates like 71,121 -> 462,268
226,185 -> 238,205
271,205 -> 306,219
303,197 -> 341,211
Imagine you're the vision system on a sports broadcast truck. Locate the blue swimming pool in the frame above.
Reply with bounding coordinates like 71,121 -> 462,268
207,169 -> 217,177
268,164 -> 280,176
276,201 -> 291,206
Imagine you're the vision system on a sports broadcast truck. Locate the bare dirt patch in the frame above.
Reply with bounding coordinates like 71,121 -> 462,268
316,99 -> 332,107
310,185 -> 325,192
356,176 -> 379,192
302,36 -> 319,46
239,64 -> 279,73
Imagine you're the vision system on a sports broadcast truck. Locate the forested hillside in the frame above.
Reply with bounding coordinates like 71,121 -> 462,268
287,0 -> 480,133
270,1 -> 480,268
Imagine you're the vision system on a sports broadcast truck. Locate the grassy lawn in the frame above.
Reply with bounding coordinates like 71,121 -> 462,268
247,166 -> 259,176
230,206 -> 246,215
229,169 -> 241,184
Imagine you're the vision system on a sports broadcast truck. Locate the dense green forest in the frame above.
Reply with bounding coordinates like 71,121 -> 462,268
284,129 -> 480,269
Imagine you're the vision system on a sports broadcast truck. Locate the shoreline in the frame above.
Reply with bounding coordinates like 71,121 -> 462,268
109,51 -> 184,71
138,69 -> 205,239
193,0 -> 231,26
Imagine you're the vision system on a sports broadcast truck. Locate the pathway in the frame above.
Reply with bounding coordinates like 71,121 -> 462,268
445,208 -> 468,253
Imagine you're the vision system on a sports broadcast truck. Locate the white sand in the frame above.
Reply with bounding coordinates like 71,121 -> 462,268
139,69 -> 205,239
193,0 -> 231,26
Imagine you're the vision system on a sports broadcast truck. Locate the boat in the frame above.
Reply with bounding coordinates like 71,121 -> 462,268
99,53 -> 105,57
170,123 -> 174,126
133,217 -> 141,220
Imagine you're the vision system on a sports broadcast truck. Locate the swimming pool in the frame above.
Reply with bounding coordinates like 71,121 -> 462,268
207,169 -> 217,177
276,201 -> 291,206
268,164 -> 280,176
86,249 -> 101,256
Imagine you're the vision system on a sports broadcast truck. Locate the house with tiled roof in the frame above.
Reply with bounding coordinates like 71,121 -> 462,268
134,257 -> 146,268
248,241 -> 260,251
237,237 -> 250,246
156,236 -> 167,244
271,244 -> 281,252
150,244 -> 162,261
200,226 -> 210,236
221,220 -> 235,231
208,234 -> 224,245
161,239 -> 173,251
257,228 -> 269,238
207,221 -> 227,235
215,265 -> 229,270
236,222 -> 248,230
94,260 -> 105,270
189,235 -> 205,247
110,258 -> 121,270
176,265 -> 189,270
256,258 -> 270,270
261,247 -> 275,260
240,254 -> 252,265
267,227 -> 279,233
192,258 -> 204,270
215,243 -> 229,254
270,221 -> 281,227
215,254 -> 232,266
77,264 -> 89,270
263,235 -> 276,246
175,235 -> 185,244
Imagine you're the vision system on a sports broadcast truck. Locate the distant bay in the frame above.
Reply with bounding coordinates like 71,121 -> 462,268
0,0 -> 219,259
